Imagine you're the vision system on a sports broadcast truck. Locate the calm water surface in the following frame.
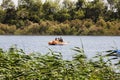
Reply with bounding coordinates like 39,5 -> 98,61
0,35 -> 120,59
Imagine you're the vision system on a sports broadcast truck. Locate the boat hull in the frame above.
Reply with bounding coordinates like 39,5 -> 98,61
48,41 -> 68,45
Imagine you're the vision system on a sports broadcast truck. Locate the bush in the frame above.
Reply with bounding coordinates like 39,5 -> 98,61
0,47 -> 119,79
1,19 -> 120,35
0,23 -> 16,34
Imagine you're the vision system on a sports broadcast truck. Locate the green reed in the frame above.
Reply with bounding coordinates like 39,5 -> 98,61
0,47 -> 119,80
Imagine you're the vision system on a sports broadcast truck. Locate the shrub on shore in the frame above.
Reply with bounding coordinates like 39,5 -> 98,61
1,19 -> 120,35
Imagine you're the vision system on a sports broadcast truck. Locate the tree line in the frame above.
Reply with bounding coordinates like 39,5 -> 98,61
0,0 -> 120,35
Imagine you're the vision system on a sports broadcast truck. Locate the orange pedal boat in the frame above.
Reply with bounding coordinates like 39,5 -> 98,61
48,40 -> 68,45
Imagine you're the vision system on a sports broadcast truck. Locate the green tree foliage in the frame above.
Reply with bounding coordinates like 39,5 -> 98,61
43,0 -> 60,21
115,0 -> 120,18
63,0 -> 70,8
29,0 -> 43,21
1,0 -> 16,24
73,10 -> 85,19
18,0 -> 43,22
0,6 -> 5,23
107,0 -> 117,11
85,0 -> 105,22
76,0 -> 85,10
71,0 -> 85,20
1,0 -> 15,9
4,8 -> 17,24
0,0 -> 120,35
54,9 -> 71,22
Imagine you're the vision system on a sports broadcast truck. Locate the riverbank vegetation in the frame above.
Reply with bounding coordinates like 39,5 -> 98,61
0,47 -> 120,79
0,0 -> 120,35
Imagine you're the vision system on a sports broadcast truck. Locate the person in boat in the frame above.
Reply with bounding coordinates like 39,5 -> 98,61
55,38 -> 58,41
59,37 -> 63,42
53,38 -> 59,43
48,37 -> 65,45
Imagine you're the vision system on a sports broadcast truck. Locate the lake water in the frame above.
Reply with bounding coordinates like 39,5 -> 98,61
0,35 -> 120,60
